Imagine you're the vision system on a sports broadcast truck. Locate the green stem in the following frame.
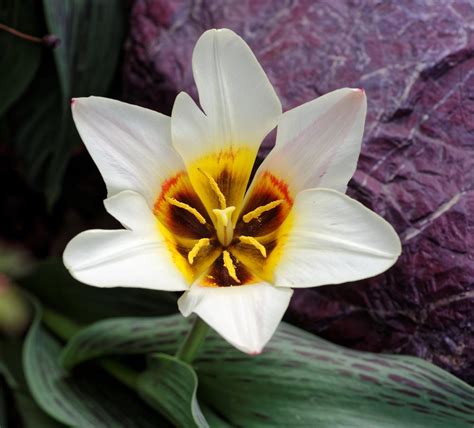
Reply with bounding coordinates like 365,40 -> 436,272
41,308 -> 139,390
42,308 -> 80,339
175,317 -> 209,364
99,359 -> 138,390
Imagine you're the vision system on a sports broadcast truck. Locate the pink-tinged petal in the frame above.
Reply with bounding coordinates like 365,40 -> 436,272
72,96 -> 186,203
252,88 -> 366,197
178,282 -> 293,354
63,229 -> 188,291
274,188 -> 401,288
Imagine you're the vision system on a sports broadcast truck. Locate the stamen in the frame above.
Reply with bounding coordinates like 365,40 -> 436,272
222,250 -> 240,284
187,238 -> 211,265
242,199 -> 283,223
165,196 -> 206,224
239,236 -> 267,258
199,168 -> 226,209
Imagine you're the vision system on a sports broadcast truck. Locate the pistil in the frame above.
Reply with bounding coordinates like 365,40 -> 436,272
213,206 -> 236,246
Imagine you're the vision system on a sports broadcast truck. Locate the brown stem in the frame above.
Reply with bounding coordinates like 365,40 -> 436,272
0,23 -> 59,48
0,23 -> 43,43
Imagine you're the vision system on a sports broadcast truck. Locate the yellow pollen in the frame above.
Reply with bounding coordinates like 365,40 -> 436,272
222,250 -> 240,284
199,168 -> 226,209
242,199 -> 284,223
187,238 -> 211,265
239,236 -> 267,258
165,196 -> 206,224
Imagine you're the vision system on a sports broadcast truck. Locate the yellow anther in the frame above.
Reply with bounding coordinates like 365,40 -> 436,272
165,196 -> 206,224
187,238 -> 211,265
199,168 -> 226,209
242,199 -> 283,223
239,236 -> 267,258
222,250 -> 240,284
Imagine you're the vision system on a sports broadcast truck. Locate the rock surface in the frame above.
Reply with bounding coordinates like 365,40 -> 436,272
123,0 -> 474,382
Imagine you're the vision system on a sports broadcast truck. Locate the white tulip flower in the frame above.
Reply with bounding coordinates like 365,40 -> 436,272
64,29 -> 401,355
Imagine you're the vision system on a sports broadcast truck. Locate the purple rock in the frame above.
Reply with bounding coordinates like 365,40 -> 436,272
123,0 -> 474,382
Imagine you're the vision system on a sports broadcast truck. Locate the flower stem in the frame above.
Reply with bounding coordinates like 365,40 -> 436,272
98,358 -> 138,390
175,317 -> 209,364
42,307 -> 80,339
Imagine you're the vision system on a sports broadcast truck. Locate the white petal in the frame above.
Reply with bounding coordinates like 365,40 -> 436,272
171,92 -> 213,164
178,282 -> 293,354
72,96 -> 186,203
254,88 -> 366,195
172,28 -> 281,162
274,189 -> 401,288
103,190 -> 157,233
63,229 -> 188,291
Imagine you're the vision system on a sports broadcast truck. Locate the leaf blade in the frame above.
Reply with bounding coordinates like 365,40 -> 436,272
0,0 -> 42,116
138,353 -> 209,428
60,314 -> 474,427
22,296 -> 171,427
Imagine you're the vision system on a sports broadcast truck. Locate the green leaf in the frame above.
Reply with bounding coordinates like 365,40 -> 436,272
137,353 -> 209,428
40,0 -> 125,204
0,0 -> 42,116
199,325 -> 474,427
23,296 -> 171,427
61,314 -> 474,427
10,1 -> 124,204
0,337 -> 66,428
0,337 -> 26,390
10,61 -> 66,190
0,378 -> 7,428
200,406 -> 232,428
61,315 -> 188,370
13,391 -> 66,428
18,258 -> 177,323
42,0 -> 124,101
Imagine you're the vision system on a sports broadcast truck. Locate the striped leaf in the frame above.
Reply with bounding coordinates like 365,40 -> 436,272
61,314 -> 474,427
137,353 -> 209,428
23,298 -> 171,428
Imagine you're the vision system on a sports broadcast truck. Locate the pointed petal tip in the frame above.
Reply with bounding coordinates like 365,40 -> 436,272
231,341 -> 265,355
70,96 -> 92,110
204,28 -> 235,36
346,87 -> 367,107
349,87 -> 366,100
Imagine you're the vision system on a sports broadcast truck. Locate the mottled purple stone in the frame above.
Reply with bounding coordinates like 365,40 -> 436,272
123,0 -> 474,382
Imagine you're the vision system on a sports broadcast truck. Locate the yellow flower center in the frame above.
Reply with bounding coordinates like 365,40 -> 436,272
153,151 -> 293,287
